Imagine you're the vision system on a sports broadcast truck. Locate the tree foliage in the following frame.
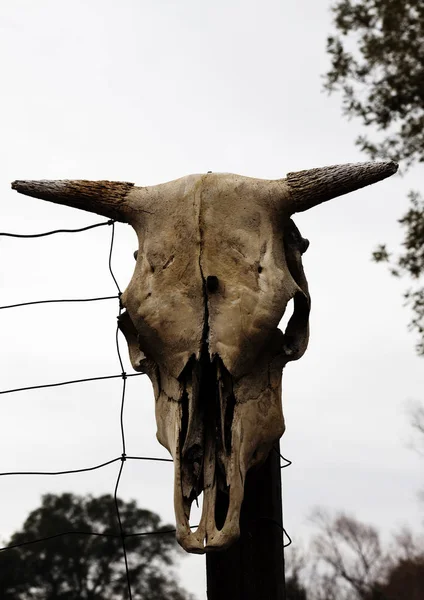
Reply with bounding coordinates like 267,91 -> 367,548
325,0 -> 424,165
324,0 -> 424,354
0,493 -> 193,600
285,575 -> 308,600
372,556 -> 424,600
372,190 -> 424,354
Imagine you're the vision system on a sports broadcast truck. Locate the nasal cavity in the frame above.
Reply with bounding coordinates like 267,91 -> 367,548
206,275 -> 219,293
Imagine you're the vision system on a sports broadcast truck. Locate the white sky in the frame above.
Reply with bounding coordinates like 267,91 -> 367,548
0,1 -> 423,598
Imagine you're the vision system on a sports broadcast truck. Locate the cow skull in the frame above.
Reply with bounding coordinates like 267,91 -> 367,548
12,162 -> 397,553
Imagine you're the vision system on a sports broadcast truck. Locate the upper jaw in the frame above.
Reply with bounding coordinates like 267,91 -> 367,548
171,359 -> 284,554
173,433 -> 244,554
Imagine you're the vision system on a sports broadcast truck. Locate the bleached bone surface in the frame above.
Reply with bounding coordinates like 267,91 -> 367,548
12,162 -> 398,553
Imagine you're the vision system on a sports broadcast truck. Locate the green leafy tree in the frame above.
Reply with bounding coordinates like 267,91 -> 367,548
324,0 -> 424,354
0,493 -> 194,600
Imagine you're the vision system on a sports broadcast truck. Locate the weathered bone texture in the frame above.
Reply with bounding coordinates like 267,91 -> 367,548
12,161 -> 398,553
286,161 -> 398,212
11,180 -> 136,222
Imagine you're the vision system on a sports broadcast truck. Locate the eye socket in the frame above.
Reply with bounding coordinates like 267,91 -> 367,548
133,250 -> 138,260
258,266 -> 263,274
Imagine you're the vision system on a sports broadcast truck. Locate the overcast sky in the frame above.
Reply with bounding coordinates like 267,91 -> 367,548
1,1 -> 423,598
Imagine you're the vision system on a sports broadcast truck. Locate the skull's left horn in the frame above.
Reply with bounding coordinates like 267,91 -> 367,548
284,161 -> 398,214
11,180 -> 137,222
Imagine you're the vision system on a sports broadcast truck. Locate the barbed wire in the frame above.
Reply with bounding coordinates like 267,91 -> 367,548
0,217 -> 292,597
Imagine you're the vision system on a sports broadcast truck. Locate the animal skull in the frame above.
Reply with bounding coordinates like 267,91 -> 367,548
12,162 -> 397,553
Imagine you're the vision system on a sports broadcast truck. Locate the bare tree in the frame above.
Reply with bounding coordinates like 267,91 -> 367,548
309,510 -> 388,600
407,400 -> 424,457
285,511 -> 424,599
392,527 -> 424,563
285,546 -> 309,600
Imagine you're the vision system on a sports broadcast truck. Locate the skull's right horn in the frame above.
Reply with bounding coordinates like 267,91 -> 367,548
11,179 -> 138,222
283,161 -> 398,214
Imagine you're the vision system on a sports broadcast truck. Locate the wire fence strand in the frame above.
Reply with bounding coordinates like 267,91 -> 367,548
108,221 -> 133,599
0,296 -> 118,311
0,219 -> 113,238
0,217 -> 292,597
0,372 -> 142,396
0,455 -> 173,477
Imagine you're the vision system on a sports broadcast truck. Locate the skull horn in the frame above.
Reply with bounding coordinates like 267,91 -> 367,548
11,179 -> 136,222
285,161 -> 398,213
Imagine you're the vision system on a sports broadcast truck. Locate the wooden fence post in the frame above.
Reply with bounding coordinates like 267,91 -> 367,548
206,441 -> 285,600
